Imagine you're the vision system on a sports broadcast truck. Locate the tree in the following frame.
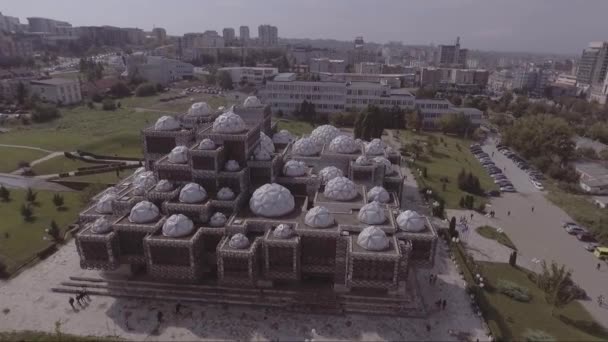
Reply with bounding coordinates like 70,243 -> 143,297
47,220 -> 63,242
0,185 -> 10,202
25,188 -> 37,203
16,82 -> 27,105
439,113 -> 473,137
449,217 -> 457,237
102,99 -> 117,111
406,109 -> 422,131
31,104 -> 61,123
52,193 -> 65,209
135,82 -> 157,97
509,251 -> 518,267
536,261 -> 576,314
109,82 -> 131,98
20,204 -> 33,222
217,70 -> 233,90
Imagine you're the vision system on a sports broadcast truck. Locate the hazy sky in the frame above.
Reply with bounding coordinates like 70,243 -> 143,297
3,0 -> 607,54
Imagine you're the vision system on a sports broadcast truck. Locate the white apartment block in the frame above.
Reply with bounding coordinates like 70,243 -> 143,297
126,54 -> 194,85
218,67 -> 278,86
30,78 -> 82,105
309,58 -> 346,74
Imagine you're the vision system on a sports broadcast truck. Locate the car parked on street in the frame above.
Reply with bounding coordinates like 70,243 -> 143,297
585,242 -> 600,252
566,225 -> 588,235
577,233 -> 597,243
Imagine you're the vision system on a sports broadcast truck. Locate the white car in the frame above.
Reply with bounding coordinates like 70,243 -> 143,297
531,180 -> 544,190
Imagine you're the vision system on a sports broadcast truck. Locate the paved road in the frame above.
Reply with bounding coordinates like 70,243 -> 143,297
0,173 -> 74,192
481,139 -> 608,328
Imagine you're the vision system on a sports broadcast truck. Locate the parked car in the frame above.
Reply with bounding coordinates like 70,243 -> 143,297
532,180 -> 544,190
562,221 -> 578,228
566,225 -> 588,235
500,186 -> 516,192
585,242 -> 600,252
487,190 -> 501,197
577,233 -> 597,243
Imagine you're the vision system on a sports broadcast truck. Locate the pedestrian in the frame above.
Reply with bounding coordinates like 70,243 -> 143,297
442,299 -> 447,310
75,293 -> 83,306
435,299 -> 441,310
597,263 -> 601,271
429,274 -> 433,285
157,310 -> 163,324
531,206 -> 535,213
598,295 -> 604,306
507,211 -> 511,216
470,213 -> 474,220
68,297 -> 75,310
426,323 -> 431,332
175,302 -> 182,315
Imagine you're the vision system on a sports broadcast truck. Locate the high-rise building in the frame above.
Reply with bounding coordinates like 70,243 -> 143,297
258,24 -> 278,46
152,27 -> 167,44
223,27 -> 235,45
239,26 -> 250,42
437,37 -> 467,68
0,12 -> 22,32
512,67 -> 549,97
577,42 -> 608,104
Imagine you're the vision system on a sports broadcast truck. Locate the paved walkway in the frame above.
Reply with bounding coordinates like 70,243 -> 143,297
0,143 -> 55,153
11,152 -> 63,175
0,173 -> 74,192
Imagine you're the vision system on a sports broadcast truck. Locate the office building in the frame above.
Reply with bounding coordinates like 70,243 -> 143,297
27,17 -> 71,34
437,37 -> 467,68
356,62 -> 383,74
239,25 -> 250,43
29,78 -> 82,105
577,42 -> 608,85
0,12 -> 23,32
217,66 -> 278,86
123,28 -> 145,45
512,67 -> 549,97
125,53 -> 194,85
309,58 -> 346,74
258,24 -> 278,46
152,27 -> 167,44
223,27 -> 236,45
0,31 -> 34,57
487,70 -> 513,92
420,67 -> 489,93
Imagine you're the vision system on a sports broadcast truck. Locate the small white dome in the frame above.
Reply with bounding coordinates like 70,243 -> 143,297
254,146 -> 272,161
217,187 -> 235,200
95,193 -> 116,214
373,156 -> 393,174
357,201 -> 386,225
243,95 -> 263,108
357,226 -> 390,251
154,115 -> 180,131
154,180 -> 174,192
305,206 -> 335,228
365,139 -> 386,156
179,183 -> 207,203
162,214 -> 194,237
272,130 -> 294,144
396,210 -> 427,232
132,171 -> 156,195
212,110 -> 247,133
259,132 -> 275,153
128,201 -> 160,224
324,176 -> 358,201
197,138 -> 216,150
367,186 -> 390,203
209,212 -> 227,227
249,183 -> 295,218
187,102 -> 212,116
91,217 -> 112,234
310,125 -> 340,147
292,137 -> 320,156
228,233 -> 250,249
283,160 -> 307,177
273,224 -> 295,239
355,155 -> 371,166
319,166 -> 343,184
328,135 -> 359,154
168,146 -> 188,164
224,159 -> 240,171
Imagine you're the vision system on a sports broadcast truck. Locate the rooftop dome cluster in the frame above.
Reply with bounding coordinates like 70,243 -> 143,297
229,233 -> 250,249
187,102 -> 212,117
323,176 -> 358,201
396,210 -> 426,232
225,160 -> 240,171
129,201 -> 160,224
319,166 -> 343,184
154,180 -> 174,193
310,125 -> 340,147
197,138 -> 216,150
357,201 -> 386,225
272,130 -> 295,144
304,206 -> 334,228
283,160 -> 307,177
179,183 -> 207,204
243,95 -> 263,108
373,156 -> 393,174
292,137 -> 320,156
162,214 -> 194,237
212,110 -> 246,133
90,217 -> 112,234
168,146 -> 188,164
209,212 -> 227,227
95,193 -> 116,214
328,135 -> 359,154
357,226 -> 389,251
249,183 -> 295,218
355,155 -> 371,166
367,186 -> 390,203
273,224 -> 295,239
217,187 -> 235,200
132,171 -> 156,195
154,115 -> 180,131
365,138 -> 386,156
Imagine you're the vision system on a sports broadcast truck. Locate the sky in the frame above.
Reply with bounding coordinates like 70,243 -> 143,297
3,0 -> 607,54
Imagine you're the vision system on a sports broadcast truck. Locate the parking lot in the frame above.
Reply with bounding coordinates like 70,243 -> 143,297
481,139 -> 542,194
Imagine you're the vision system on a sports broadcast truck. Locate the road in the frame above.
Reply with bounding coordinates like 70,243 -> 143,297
482,139 -> 608,327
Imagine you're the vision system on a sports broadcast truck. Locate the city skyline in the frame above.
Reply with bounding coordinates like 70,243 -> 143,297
3,0 -> 607,55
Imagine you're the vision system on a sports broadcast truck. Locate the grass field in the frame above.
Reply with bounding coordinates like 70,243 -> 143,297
480,262 -> 608,341
276,119 -> 314,136
32,156 -> 94,175
0,330 -> 120,341
476,225 -> 517,250
400,130 -> 497,208
0,189 -> 84,275
0,147 -> 49,173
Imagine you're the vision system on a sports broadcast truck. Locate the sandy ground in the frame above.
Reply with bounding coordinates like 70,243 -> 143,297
0,239 -> 489,341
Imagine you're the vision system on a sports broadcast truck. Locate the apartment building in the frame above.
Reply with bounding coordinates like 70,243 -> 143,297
487,70 -> 513,92
30,78 -> 82,105
218,66 -> 278,86
258,25 -> 278,46
125,54 -> 194,85
223,27 -> 236,45
309,58 -> 346,73
437,37 -> 468,68
356,62 -> 383,74
318,72 -> 415,88
0,12 -> 23,32
420,67 -> 488,93
27,17 -> 71,33
152,27 -> 167,44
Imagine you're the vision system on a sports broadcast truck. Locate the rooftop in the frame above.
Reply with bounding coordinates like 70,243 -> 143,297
30,77 -> 76,86
273,73 -> 296,82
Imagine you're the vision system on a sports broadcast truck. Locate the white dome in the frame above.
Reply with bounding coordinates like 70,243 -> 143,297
128,201 -> 160,224
305,206 -> 335,228
328,135 -> 359,154
367,186 -> 390,203
167,146 -> 188,164
187,102 -> 212,116
217,187 -> 235,200
132,171 -> 156,195
324,176 -> 358,201
365,139 -> 386,156
355,155 -> 371,166
209,212 -> 227,227
197,138 -> 216,150
91,217 -> 112,234
310,125 -> 340,147
133,167 -> 146,176
283,160 -> 307,177
249,183 -> 295,218
373,156 -> 393,174
95,193 -> 116,214
259,132 -> 275,153
319,166 -> 343,184
224,159 -> 240,171
162,214 -> 194,237
396,210 -> 427,232
228,233 -> 250,249
212,110 -> 246,133
179,183 -> 207,203
254,146 -> 272,161
273,223 -> 295,239
357,201 -> 387,225
243,95 -> 263,108
154,180 -> 174,192
292,137 -> 320,156
357,226 -> 390,251
273,130 -> 295,144
154,115 -> 180,131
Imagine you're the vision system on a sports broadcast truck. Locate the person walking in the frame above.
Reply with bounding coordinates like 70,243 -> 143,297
68,297 -> 75,310
157,311 -> 163,325
531,206 -> 535,213
598,295 -> 604,307
442,299 -> 447,310
175,303 -> 182,315
470,213 -> 474,220
507,211 -> 511,216
597,263 -> 601,271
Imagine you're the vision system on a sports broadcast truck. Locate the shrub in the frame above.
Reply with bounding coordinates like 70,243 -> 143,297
135,82 -> 157,97
31,104 -> 60,123
102,99 -> 117,111
0,185 -> 10,202
25,187 -> 37,203
17,160 -> 30,168
87,101 -> 95,109
155,83 -> 164,92
109,82 -> 131,98
497,279 -> 531,302
52,193 -> 64,209
20,203 -> 33,221
91,93 -> 104,102
522,329 -> 555,342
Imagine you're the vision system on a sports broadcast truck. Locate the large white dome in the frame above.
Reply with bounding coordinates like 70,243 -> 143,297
273,130 -> 295,144
95,193 -> 116,214
310,125 -> 340,147
162,214 -> 195,237
224,159 -> 240,171
357,201 -> 386,225
197,138 -> 216,150
243,95 -> 263,108
367,186 -> 390,203
365,138 -> 386,156
132,171 -> 156,195
209,212 -> 227,227
319,166 -> 343,184
328,135 -> 359,154
249,183 -> 295,218
217,187 -> 235,200
91,217 -> 112,234
396,210 -> 426,232
292,137 -> 320,156
154,115 -> 180,131
259,132 -> 275,153
179,183 -> 207,203
228,233 -> 250,249
154,180 -> 174,192
373,156 -> 393,174
304,206 -> 334,228
324,176 -> 358,201
283,160 -> 307,177
168,146 -> 188,164
128,201 -> 160,224
187,102 -> 212,117
212,110 -> 247,133
357,226 -> 390,251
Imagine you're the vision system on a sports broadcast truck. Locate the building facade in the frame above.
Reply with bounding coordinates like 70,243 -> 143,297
218,66 -> 278,86
30,78 -> 82,105
356,62 -> 383,74
152,27 -> 167,44
126,54 -> 194,85
437,37 -> 467,68
258,25 -> 278,46
27,17 -> 71,33
223,28 -> 236,45
239,25 -> 250,44
309,58 -> 346,74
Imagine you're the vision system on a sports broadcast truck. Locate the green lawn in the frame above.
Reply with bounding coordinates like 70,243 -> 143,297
476,225 -> 517,250
0,330 -> 119,341
276,119 -> 314,136
400,130 -> 497,208
0,189 -> 84,275
0,147 -> 49,173
32,156 -> 94,175
479,262 -> 608,341
62,168 -> 135,185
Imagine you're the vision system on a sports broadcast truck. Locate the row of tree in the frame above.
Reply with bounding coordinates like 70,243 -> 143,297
457,169 -> 484,195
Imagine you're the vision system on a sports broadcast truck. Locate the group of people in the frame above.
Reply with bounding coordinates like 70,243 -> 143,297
68,288 -> 90,311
